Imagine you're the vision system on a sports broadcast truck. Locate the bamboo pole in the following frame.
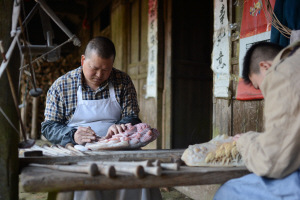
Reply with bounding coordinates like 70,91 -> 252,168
31,96 -> 39,139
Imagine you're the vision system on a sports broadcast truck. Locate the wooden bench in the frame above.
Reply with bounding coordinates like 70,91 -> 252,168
19,149 -> 250,200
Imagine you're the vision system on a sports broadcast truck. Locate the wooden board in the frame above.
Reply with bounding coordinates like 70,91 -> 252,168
20,165 -> 249,192
19,149 -> 184,168
0,1 -> 19,199
232,100 -> 264,134
20,149 -> 250,193
213,98 -> 232,137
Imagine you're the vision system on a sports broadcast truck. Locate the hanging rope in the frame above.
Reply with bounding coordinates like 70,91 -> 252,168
262,0 -> 291,38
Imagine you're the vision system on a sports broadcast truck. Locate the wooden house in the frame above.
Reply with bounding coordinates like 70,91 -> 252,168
0,0 -> 267,199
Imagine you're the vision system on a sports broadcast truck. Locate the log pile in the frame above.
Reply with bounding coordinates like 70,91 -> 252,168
20,53 -> 81,139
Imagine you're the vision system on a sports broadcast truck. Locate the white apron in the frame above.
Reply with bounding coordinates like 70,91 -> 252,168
68,82 -> 162,200
67,83 -> 121,137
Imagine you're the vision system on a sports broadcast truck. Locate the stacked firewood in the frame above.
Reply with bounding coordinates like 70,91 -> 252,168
20,53 -> 81,139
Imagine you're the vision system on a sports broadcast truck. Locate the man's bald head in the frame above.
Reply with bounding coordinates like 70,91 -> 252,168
84,36 -> 116,60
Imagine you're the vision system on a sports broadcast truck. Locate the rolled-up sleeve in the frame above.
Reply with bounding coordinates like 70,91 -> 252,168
42,79 -> 77,146
41,120 -> 77,146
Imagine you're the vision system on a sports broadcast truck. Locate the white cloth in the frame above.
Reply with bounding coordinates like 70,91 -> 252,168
67,83 -> 121,137
290,30 -> 300,44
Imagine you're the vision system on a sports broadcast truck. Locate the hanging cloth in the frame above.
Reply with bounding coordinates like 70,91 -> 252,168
270,0 -> 300,47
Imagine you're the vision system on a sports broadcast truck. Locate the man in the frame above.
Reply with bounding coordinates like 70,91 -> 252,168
42,36 -> 141,145
42,37 -> 161,200
214,41 -> 300,199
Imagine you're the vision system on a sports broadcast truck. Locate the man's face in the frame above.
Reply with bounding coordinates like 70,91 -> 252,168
249,72 -> 265,89
81,51 -> 114,90
249,60 -> 273,89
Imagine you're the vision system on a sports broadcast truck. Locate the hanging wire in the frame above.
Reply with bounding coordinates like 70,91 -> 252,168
17,0 -> 79,71
21,0 -> 34,65
262,0 -> 291,38
0,107 -> 20,135
19,36 -> 74,70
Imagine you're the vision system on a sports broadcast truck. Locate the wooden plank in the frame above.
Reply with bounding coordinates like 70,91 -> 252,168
128,72 -> 147,80
162,0 -> 172,149
20,149 -> 184,167
128,61 -> 147,68
127,64 -> 139,77
232,100 -> 264,134
0,1 -> 19,199
20,166 -> 249,192
140,0 -> 148,64
155,0 -> 165,150
129,0 -> 140,63
213,98 -> 232,137
138,78 -> 157,123
111,0 -> 128,72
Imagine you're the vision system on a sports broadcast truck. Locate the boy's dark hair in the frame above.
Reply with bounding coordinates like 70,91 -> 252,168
85,36 -> 116,60
242,41 -> 283,84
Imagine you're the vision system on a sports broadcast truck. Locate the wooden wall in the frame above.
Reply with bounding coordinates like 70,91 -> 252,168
91,0 -> 162,149
212,2 -> 265,137
89,0 -> 262,148
126,0 -> 160,149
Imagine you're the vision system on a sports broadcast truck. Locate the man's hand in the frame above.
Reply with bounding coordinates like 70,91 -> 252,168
105,124 -> 128,139
74,126 -> 96,144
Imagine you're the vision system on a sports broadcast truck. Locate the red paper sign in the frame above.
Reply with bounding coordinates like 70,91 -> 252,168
240,0 -> 275,39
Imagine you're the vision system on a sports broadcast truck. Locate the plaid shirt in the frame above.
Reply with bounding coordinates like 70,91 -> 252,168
44,66 -> 140,124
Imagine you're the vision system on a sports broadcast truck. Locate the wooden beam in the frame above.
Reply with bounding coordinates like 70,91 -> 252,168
19,149 -> 184,168
162,0 -> 172,149
21,165 -> 249,192
46,1 -> 86,17
111,0 -> 129,72
0,1 -> 19,199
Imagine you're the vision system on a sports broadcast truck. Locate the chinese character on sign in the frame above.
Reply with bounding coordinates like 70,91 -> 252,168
146,0 -> 158,98
219,4 -> 225,25
217,28 -> 226,46
216,51 -> 226,69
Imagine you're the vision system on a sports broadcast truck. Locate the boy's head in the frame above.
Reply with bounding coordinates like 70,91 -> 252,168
242,41 -> 283,89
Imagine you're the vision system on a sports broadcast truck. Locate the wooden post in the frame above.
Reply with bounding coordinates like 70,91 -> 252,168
20,91 -> 29,141
31,96 -> 39,139
162,0 -> 172,149
48,192 -> 74,200
0,0 -> 20,199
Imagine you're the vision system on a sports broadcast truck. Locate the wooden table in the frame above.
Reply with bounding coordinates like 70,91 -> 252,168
20,149 -> 250,193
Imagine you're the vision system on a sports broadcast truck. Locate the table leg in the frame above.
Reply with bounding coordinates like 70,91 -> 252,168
47,191 -> 74,200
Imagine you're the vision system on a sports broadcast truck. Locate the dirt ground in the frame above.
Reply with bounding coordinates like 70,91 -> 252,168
19,187 -> 193,200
